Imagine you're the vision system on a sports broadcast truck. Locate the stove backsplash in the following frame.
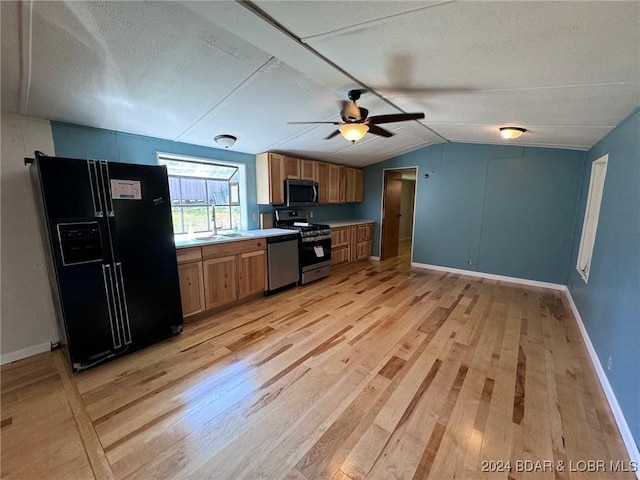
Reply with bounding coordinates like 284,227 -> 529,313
258,203 -> 355,223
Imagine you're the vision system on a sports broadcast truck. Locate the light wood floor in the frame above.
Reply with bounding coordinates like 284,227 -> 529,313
1,241 -> 633,479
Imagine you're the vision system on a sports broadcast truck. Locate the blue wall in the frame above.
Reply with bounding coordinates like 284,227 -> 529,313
51,122 -> 356,230
566,108 -> 640,447
51,122 -> 261,229
354,143 -> 585,284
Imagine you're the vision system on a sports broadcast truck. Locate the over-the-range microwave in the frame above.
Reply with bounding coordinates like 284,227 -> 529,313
284,179 -> 318,206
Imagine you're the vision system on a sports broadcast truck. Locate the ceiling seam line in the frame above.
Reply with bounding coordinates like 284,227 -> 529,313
237,0 -> 450,144
173,56 -> 277,142
462,82 -> 640,93
297,0 -> 455,43
428,124 -> 616,128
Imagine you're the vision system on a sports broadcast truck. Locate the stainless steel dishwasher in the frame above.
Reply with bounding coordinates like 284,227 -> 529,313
265,233 -> 300,295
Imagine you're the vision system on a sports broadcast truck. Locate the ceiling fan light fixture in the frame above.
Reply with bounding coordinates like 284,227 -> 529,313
214,134 -> 237,148
499,127 -> 526,139
339,123 -> 369,143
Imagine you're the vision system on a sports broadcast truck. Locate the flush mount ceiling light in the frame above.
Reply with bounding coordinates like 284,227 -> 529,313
499,127 -> 526,139
214,134 -> 237,148
339,123 -> 369,143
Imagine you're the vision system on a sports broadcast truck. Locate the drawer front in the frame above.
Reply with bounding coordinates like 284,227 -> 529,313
331,227 -> 350,247
357,223 -> 373,242
176,247 -> 202,264
331,245 -> 350,266
202,238 -> 266,259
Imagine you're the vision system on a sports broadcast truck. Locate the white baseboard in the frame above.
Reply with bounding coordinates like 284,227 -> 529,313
410,262 -> 566,290
1,341 -> 52,366
562,287 -> 640,474
369,256 -> 380,261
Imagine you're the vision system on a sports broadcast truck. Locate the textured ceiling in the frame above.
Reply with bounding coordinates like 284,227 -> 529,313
2,1 -> 639,166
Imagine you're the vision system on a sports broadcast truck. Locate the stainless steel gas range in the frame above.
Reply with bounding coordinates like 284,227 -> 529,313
274,209 -> 332,285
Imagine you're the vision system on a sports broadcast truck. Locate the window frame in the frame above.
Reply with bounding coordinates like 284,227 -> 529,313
156,152 -> 248,236
576,154 -> 608,283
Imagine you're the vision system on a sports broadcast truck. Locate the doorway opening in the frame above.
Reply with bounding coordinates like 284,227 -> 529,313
380,167 -> 417,261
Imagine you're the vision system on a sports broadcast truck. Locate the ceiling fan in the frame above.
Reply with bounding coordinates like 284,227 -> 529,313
288,89 -> 425,143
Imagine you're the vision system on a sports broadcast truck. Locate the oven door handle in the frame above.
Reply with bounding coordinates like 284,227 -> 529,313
301,234 -> 331,243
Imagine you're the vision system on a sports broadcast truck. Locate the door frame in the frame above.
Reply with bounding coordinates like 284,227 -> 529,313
378,166 -> 418,261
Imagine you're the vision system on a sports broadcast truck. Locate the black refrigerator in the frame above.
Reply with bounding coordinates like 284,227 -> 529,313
28,152 -> 183,372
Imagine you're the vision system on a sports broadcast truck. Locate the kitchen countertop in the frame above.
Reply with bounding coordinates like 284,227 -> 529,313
323,219 -> 376,228
175,228 -> 297,249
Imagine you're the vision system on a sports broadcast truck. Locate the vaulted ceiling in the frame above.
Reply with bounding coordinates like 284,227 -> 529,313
2,1 -> 639,166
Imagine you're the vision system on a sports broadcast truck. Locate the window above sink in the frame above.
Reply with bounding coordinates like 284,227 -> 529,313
157,152 -> 248,238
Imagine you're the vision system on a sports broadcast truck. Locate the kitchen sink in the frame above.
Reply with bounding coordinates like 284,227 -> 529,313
194,233 -> 223,240
221,232 -> 252,238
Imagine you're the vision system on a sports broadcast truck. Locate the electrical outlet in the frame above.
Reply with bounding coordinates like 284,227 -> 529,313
607,356 -> 612,370
252,213 -> 258,221
467,259 -> 473,265
309,211 -> 313,218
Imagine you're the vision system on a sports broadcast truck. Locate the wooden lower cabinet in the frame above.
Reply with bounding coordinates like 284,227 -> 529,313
331,223 -> 374,267
331,226 -> 350,247
176,238 -> 266,319
203,256 -> 237,310
355,240 -> 373,260
332,246 -> 351,267
331,226 -> 351,266
177,261 -> 205,317
238,250 -> 267,298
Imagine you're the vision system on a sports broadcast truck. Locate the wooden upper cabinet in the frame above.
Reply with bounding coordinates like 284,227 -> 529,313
257,153 -> 363,205
256,152 -> 285,204
344,167 -> 364,203
300,159 -> 315,181
327,164 -> 342,203
354,169 -> 364,202
284,156 -> 300,179
315,161 -> 329,203
345,168 -> 356,203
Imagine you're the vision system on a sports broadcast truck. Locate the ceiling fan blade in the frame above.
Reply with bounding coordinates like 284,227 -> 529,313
367,125 -> 394,138
325,129 -> 341,140
288,121 -> 341,125
367,113 -> 425,124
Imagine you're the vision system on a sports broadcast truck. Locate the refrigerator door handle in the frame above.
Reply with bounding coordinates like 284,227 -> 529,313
114,262 -> 133,345
99,161 -> 115,217
87,160 -> 103,217
102,264 -> 122,349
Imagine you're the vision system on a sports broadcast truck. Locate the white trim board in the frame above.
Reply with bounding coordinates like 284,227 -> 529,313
562,287 -> 640,475
410,261 -> 639,472
410,262 -> 566,290
0,341 -> 51,366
